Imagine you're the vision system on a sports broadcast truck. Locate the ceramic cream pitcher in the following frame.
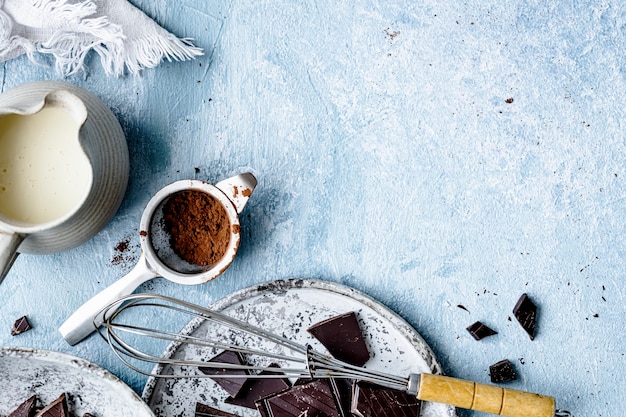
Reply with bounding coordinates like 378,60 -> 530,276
0,81 -> 129,284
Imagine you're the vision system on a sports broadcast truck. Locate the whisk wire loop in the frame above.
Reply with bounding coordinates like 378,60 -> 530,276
97,293 -> 410,390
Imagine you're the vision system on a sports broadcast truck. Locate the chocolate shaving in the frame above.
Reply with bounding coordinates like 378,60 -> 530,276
513,293 -> 537,340
466,321 -> 497,340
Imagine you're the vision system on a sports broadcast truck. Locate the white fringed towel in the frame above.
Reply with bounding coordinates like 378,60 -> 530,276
0,0 -> 203,76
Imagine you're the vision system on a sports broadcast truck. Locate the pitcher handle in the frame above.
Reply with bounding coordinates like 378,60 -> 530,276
0,231 -> 25,285
216,172 -> 257,214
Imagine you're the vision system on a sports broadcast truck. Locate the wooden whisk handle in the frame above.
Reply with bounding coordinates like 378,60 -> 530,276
416,373 -> 556,417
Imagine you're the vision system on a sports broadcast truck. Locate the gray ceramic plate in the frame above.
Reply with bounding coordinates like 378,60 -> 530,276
0,347 -> 154,416
142,279 -> 457,417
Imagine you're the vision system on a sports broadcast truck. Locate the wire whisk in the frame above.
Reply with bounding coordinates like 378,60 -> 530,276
98,293 -> 569,417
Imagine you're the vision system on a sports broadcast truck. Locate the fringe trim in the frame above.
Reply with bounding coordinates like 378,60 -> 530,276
1,0 -> 203,77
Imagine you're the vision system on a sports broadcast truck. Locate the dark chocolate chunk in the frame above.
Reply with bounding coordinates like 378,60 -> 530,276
307,312 -> 369,366
195,402 -> 241,417
466,321 -> 497,340
350,381 -> 421,417
489,359 -> 517,383
11,316 -> 32,336
199,350 -> 250,397
6,395 -> 37,417
513,293 -> 537,340
259,380 -> 342,417
225,365 -> 291,410
34,393 -> 68,417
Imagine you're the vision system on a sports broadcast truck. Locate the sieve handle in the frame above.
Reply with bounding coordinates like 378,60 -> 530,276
417,373 -> 556,417
59,253 -> 157,345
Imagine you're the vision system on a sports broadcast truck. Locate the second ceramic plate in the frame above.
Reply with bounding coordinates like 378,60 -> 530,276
142,279 -> 457,417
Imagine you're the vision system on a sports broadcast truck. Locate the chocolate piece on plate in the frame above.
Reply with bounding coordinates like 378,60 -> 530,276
6,395 -> 37,417
466,321 -> 498,340
11,316 -> 32,336
513,293 -> 537,340
34,393 -> 68,417
195,402 -> 241,417
350,381 -> 421,417
489,359 -> 517,383
225,364 -> 291,410
258,379 -> 343,417
307,312 -> 369,366
199,350 -> 250,397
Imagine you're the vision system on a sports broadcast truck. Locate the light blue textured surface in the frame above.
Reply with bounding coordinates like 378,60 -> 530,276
1,1 -> 625,416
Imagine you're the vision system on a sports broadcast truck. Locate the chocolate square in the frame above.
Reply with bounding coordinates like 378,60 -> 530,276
11,316 -> 32,336
350,381 -> 421,417
199,350 -> 250,397
259,379 -> 342,417
225,365 -> 291,410
513,293 -> 537,340
307,312 -> 369,366
466,321 -> 497,340
489,359 -> 517,383
6,395 -> 37,417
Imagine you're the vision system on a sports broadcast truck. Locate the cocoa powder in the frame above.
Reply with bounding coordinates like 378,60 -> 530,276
163,190 -> 231,266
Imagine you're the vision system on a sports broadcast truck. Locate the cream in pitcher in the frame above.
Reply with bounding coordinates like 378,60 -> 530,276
0,102 -> 92,225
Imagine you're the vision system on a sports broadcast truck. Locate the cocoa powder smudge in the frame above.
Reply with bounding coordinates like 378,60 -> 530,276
163,190 -> 231,266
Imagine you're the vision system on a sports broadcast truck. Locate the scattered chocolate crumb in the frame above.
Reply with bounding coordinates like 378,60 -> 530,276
489,359 -> 516,383
519,357 -> 525,365
456,304 -> 470,313
513,293 -> 537,340
139,230 -> 148,237
466,321 -> 497,340
505,97 -> 514,103
11,316 -> 32,336
593,313 -> 599,318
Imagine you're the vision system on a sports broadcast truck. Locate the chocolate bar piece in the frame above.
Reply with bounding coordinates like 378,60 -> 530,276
350,381 -> 421,417
466,321 -> 497,340
258,380 -> 342,417
225,365 -> 291,409
307,312 -> 369,366
513,293 -> 537,340
195,402 -> 241,417
11,316 -> 32,336
199,350 -> 250,397
6,395 -> 37,417
34,393 -> 68,417
489,359 -> 516,383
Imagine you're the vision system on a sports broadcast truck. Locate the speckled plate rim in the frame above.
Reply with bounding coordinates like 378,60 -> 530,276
0,346 -> 155,416
141,278 -> 457,417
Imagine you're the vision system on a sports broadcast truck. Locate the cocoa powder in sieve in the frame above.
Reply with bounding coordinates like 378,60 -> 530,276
163,190 -> 231,266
